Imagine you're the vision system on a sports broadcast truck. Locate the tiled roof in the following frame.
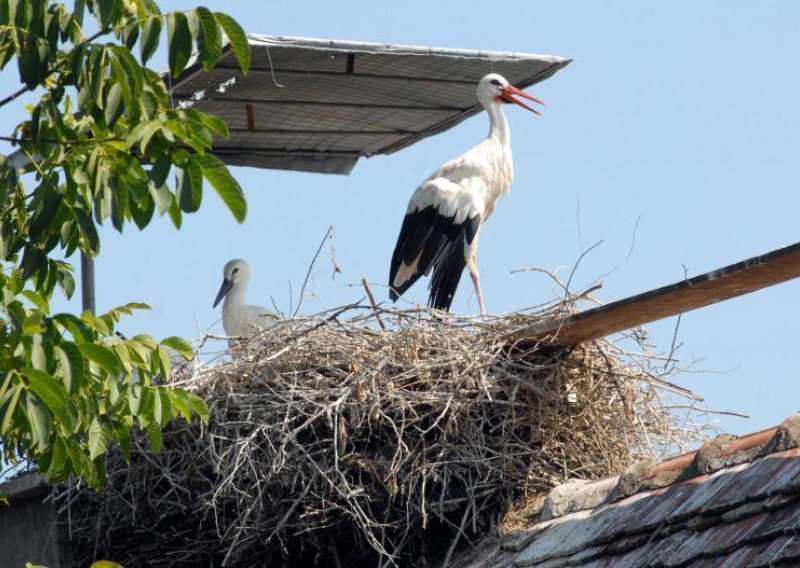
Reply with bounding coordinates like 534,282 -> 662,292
455,413 -> 800,568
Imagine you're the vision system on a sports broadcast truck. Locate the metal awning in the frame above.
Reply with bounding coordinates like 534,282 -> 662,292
5,35 -> 570,314
171,35 -> 571,174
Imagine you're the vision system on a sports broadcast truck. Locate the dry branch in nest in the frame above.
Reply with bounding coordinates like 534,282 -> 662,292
53,301 -> 712,568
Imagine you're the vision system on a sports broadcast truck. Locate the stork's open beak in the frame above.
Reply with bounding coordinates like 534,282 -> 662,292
213,278 -> 233,308
499,85 -> 546,115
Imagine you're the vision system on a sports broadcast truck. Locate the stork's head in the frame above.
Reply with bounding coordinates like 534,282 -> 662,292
213,258 -> 250,307
477,73 -> 545,115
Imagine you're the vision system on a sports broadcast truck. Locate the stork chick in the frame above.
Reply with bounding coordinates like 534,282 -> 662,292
213,259 -> 276,342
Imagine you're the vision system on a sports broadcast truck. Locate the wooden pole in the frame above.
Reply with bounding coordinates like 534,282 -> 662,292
514,242 -> 800,346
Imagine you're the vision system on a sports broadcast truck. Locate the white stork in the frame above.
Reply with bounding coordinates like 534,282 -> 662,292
213,259 -> 277,341
388,73 -> 544,314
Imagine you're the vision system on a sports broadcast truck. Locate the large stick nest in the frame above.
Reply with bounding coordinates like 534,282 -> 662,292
54,303 -> 710,567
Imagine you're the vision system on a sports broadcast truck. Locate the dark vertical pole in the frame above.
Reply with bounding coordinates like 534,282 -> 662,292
80,253 -> 95,314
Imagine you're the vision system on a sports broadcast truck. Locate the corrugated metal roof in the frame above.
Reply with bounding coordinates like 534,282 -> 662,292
453,414 -> 800,567
171,35 -> 571,174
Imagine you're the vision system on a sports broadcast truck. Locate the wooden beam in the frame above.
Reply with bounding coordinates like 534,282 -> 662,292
515,242 -> 800,345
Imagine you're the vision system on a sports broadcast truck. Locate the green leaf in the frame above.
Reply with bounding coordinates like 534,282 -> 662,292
167,193 -> 182,228
176,157 -> 203,213
192,7 -> 221,71
92,0 -> 118,28
88,45 -> 107,109
195,153 -> 246,223
151,386 -> 163,425
18,34 -> 49,89
130,191 -> 155,229
161,336 -> 194,360
121,19 -> 139,50
87,417 -> 110,460
197,111 -> 229,138
110,44 -> 143,104
30,334 -> 48,369
56,342 -> 84,393
112,341 -> 132,374
186,391 -> 210,423
109,176 -> 129,232
53,313 -> 93,342
0,372 -> 12,404
131,333 -> 157,350
56,264 -> 76,299
104,77 -> 122,126
79,343 -> 122,376
30,192 -> 63,238
0,383 -> 22,435
158,387 -> 173,425
166,11 -> 192,77
23,368 -> 74,430
90,560 -> 124,568
109,51 -> 129,104
214,12 -> 250,75
50,437 -> 67,476
26,394 -> 51,451
128,383 -> 144,414
139,10 -> 162,64
155,345 -> 171,378
22,289 -> 49,313
20,246 -> 46,280
73,207 -> 100,256
112,419 -> 132,461
146,420 -> 163,452
168,388 -> 192,422
121,301 -> 151,312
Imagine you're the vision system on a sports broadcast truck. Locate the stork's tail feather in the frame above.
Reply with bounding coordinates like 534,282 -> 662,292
428,252 -> 465,312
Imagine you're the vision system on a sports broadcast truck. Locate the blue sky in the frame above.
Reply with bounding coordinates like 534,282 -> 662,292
2,1 -> 799,438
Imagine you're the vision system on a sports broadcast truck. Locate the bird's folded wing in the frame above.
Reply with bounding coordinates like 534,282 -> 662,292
390,179 -> 483,306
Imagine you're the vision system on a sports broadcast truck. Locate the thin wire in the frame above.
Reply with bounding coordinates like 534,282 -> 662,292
265,44 -> 285,88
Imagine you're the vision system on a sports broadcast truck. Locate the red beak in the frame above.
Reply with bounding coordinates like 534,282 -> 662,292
498,85 -> 546,115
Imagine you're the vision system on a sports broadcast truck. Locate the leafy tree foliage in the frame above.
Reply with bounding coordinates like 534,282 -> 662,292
0,0 -> 251,488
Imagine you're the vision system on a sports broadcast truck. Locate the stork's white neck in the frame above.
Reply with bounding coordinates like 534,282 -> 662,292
485,101 -> 511,146
224,281 -> 247,309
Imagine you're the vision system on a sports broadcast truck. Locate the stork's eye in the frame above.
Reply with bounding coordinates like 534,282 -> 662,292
490,79 -> 501,86
232,268 -> 239,275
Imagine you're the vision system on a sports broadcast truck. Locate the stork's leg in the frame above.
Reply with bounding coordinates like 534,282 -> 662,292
466,253 -> 486,315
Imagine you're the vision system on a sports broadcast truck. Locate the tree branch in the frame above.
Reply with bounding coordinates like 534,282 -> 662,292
0,27 -> 110,111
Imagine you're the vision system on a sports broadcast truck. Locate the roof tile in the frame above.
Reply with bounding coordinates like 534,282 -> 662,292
514,510 -> 594,566
749,535 -> 800,567
753,446 -> 800,497
621,479 -> 702,534
667,463 -> 750,521
629,529 -> 689,566
710,544 -> 767,568
455,414 -> 800,568
745,497 -> 800,542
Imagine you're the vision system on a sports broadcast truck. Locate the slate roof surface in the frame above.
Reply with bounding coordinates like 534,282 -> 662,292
455,413 -> 800,568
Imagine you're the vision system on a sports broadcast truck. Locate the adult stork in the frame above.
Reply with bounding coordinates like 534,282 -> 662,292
213,259 -> 277,343
388,73 -> 544,314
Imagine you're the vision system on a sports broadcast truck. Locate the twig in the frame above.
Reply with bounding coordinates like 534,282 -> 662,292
293,225 -> 333,318
361,277 -> 386,330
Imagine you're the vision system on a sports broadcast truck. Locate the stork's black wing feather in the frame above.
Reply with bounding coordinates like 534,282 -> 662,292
389,206 -> 480,311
